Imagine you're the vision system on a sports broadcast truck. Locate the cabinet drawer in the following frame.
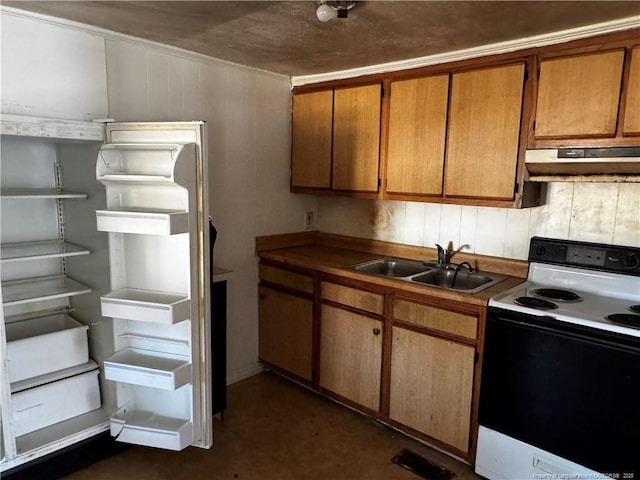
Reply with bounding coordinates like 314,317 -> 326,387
393,299 -> 477,340
259,264 -> 314,294
321,282 -> 383,315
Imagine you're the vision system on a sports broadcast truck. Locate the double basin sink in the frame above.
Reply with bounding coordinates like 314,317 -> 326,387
351,257 -> 506,294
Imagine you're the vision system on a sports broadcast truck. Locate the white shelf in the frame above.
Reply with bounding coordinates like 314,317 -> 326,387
101,288 -> 190,324
0,189 -> 87,199
97,143 -> 184,182
12,361 -> 98,394
104,348 -> 191,390
1,275 -> 91,307
110,409 -> 193,451
14,409 -> 110,465
99,174 -> 172,183
96,208 -> 188,235
100,143 -> 184,152
1,240 -> 90,264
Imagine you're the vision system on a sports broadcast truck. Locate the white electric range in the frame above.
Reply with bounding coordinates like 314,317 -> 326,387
476,237 -> 640,480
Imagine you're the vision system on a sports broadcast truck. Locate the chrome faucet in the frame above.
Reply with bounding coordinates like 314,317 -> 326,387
451,261 -> 476,289
435,244 -> 448,267
455,261 -> 475,273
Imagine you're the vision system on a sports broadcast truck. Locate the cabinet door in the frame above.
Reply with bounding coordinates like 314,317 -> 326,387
386,75 -> 449,195
291,90 -> 333,188
258,286 -> 313,381
319,304 -> 382,411
445,63 -> 525,199
623,46 -> 640,136
332,84 -> 381,192
389,326 -> 475,453
536,50 -> 625,138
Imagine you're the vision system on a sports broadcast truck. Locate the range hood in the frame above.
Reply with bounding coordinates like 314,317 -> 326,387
526,147 -> 640,182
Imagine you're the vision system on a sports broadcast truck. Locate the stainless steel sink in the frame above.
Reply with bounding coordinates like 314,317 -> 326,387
350,257 -> 506,293
353,258 -> 430,277
412,269 -> 495,291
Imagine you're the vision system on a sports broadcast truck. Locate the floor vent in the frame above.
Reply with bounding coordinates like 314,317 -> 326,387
391,449 -> 456,480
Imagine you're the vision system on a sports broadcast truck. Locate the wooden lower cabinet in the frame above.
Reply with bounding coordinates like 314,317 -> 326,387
258,261 -> 484,461
319,304 -> 383,411
389,326 -> 475,453
258,285 -> 313,381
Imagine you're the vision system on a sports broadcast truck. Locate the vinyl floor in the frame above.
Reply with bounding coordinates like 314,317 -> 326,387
64,371 -> 483,480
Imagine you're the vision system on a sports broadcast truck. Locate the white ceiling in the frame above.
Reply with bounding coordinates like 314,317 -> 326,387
4,1 -> 640,76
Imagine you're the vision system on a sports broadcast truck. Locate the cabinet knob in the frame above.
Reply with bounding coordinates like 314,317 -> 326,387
372,328 -> 381,336
259,293 -> 266,300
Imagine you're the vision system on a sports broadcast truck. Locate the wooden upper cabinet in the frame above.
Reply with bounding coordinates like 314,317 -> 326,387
623,46 -> 640,136
332,84 -> 382,192
386,75 -> 449,195
445,63 -> 525,199
535,50 -> 625,138
291,90 -> 333,188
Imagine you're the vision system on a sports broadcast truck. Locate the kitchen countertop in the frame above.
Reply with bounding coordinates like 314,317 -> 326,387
213,266 -> 234,283
259,244 -> 524,307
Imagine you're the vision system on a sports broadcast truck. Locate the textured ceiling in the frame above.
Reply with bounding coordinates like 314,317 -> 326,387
4,1 -> 640,76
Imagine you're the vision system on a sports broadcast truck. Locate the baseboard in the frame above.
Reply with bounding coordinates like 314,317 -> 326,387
227,362 -> 264,385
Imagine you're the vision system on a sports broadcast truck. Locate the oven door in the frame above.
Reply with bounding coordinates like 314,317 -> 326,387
478,307 -> 640,476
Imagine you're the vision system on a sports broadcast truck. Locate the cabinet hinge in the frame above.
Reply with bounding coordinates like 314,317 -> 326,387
532,120 -> 536,132
514,182 -> 519,194
381,85 -> 385,98
378,178 -> 382,188
474,351 -> 479,363
524,68 -> 529,82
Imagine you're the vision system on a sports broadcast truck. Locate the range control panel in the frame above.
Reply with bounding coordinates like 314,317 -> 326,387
529,237 -> 640,276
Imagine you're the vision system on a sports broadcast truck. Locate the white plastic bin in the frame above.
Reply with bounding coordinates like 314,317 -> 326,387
12,369 -> 101,437
101,288 -> 190,324
104,348 -> 191,390
110,410 -> 193,450
6,314 -> 89,383
96,209 -> 188,235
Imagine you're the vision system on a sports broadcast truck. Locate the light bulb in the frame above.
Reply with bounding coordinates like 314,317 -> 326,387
316,3 -> 337,22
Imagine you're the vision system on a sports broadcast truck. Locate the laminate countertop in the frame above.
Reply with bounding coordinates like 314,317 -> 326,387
259,244 -> 525,307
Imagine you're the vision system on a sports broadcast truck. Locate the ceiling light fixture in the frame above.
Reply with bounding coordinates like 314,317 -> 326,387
316,1 -> 356,22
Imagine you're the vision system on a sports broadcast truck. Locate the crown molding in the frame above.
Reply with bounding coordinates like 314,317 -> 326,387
291,15 -> 640,86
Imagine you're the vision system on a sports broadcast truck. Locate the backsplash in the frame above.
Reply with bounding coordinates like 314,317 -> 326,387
317,182 -> 640,260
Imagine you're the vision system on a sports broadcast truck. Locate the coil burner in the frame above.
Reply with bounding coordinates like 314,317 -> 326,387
606,314 -> 640,329
533,288 -> 581,302
514,296 -> 558,310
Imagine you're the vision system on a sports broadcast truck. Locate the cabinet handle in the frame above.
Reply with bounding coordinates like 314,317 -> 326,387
259,294 -> 266,300
372,328 -> 381,336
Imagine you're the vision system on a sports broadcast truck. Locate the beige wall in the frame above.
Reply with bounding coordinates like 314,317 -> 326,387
318,182 -> 640,261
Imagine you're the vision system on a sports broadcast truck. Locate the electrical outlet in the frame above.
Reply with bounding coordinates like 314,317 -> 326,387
304,211 -> 314,230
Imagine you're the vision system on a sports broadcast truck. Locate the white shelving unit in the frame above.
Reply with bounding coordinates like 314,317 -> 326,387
0,118 -> 211,474
96,122 -> 210,453
0,117 -> 108,473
